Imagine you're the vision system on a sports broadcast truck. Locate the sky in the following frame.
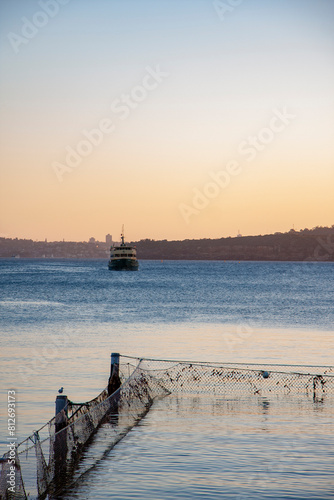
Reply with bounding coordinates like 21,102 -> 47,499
0,0 -> 333,242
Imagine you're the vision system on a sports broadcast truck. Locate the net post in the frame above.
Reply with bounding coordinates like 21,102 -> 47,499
108,352 -> 121,396
55,395 -> 68,432
53,394 -> 69,493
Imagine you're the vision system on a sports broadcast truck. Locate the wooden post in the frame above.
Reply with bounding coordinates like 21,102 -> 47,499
53,394 -> 69,494
55,395 -> 68,432
108,352 -> 121,396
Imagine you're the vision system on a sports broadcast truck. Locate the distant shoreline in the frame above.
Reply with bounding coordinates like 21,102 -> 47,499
1,226 -> 333,261
1,257 -> 334,262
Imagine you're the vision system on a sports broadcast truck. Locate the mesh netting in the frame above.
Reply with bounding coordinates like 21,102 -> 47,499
131,358 -> 334,397
1,355 -> 333,500
0,358 -> 168,500
0,449 -> 27,500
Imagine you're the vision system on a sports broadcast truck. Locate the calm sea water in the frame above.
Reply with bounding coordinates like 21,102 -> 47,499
0,259 -> 333,499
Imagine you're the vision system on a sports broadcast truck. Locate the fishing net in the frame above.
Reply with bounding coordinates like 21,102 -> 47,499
0,449 -> 27,500
131,357 -> 334,397
1,355 -> 333,499
0,357 -> 169,500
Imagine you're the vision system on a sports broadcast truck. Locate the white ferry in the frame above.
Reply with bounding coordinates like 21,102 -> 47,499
108,228 -> 139,271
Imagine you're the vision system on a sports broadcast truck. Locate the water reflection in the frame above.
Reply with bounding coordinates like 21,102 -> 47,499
60,393 -> 334,499
259,399 -> 270,413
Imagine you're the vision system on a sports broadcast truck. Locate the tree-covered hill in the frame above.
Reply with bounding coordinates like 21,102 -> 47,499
1,226 -> 333,261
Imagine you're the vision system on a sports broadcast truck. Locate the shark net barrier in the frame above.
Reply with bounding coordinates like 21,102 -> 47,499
1,355 -> 333,499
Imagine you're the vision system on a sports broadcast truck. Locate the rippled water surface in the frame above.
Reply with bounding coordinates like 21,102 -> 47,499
0,259 -> 333,499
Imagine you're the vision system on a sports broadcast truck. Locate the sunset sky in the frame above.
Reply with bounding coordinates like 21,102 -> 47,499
0,0 -> 333,242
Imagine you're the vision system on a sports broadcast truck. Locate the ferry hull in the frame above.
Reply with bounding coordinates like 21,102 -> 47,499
108,258 -> 139,271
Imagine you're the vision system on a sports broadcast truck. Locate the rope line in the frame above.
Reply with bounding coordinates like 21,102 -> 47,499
120,354 -> 334,370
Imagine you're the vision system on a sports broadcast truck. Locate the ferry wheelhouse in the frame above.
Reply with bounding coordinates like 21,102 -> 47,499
108,229 -> 139,271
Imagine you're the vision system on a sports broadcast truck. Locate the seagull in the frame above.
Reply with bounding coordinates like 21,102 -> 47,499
58,387 -> 64,394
